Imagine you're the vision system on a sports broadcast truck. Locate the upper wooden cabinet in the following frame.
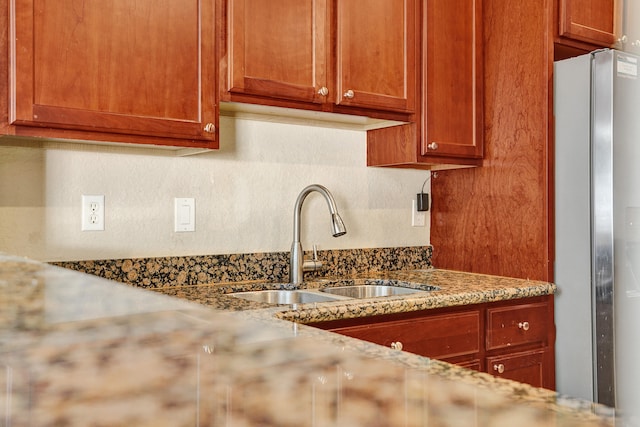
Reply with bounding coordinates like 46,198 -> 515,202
367,0 -> 483,169
225,0 -> 329,106
5,0 -> 219,149
555,0 -> 619,56
222,0 -> 417,119
421,0 -> 483,160
336,0 -> 416,113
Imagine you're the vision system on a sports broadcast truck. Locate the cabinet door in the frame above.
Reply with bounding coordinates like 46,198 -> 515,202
422,0 -> 483,159
9,0 -> 217,147
227,0 -> 329,104
487,348 -> 553,389
366,0 -> 483,168
559,0 -> 617,47
336,0 -> 416,113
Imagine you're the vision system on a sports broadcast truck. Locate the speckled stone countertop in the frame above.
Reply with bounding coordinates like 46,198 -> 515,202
0,253 -> 619,426
153,269 -> 558,323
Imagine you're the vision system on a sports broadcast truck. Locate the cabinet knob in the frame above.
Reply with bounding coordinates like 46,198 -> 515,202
318,86 -> 329,96
204,123 -> 216,133
518,321 -> 530,331
427,142 -> 439,151
390,341 -> 403,351
343,89 -> 355,99
493,363 -> 505,374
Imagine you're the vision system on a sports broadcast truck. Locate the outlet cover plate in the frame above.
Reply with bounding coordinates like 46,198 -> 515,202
411,200 -> 426,227
174,198 -> 195,232
82,195 -> 105,231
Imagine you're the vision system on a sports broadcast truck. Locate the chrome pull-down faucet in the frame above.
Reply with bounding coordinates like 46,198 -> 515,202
290,184 -> 347,285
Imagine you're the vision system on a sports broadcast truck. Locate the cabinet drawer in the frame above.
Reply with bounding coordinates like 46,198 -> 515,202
486,348 -> 550,389
333,311 -> 480,359
486,302 -> 549,350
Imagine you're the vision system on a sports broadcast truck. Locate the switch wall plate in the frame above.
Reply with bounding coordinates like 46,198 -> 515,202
81,195 -> 105,231
411,199 -> 426,227
174,198 -> 195,232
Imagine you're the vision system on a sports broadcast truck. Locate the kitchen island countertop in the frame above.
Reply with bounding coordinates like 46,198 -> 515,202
0,253 -> 617,426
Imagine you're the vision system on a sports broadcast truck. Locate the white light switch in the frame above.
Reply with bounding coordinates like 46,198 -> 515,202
174,198 -> 195,232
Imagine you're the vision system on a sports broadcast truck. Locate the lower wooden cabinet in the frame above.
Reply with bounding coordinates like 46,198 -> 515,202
308,295 -> 555,390
484,297 -> 555,388
487,348 -> 552,388
486,300 -> 551,350
330,310 -> 480,361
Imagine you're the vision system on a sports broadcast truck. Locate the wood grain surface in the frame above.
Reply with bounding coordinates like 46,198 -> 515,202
430,0 -> 554,281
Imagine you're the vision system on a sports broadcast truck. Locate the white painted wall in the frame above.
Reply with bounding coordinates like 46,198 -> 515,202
622,0 -> 640,54
0,116 -> 430,262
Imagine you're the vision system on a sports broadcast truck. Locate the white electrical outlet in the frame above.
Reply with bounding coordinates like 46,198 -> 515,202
82,195 -> 105,231
411,200 -> 426,227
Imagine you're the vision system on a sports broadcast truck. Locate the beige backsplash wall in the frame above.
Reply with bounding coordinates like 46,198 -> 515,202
0,115 -> 431,262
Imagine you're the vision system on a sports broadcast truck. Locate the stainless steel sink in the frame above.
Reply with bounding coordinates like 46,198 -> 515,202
231,289 -> 345,305
320,285 -> 429,298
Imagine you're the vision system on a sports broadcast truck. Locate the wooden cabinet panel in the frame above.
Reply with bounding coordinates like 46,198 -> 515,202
422,0 -> 483,160
223,0 -> 416,117
308,296 -> 555,390
366,0 -> 483,169
558,0 -> 618,47
486,302 -> 550,350
8,0 -> 218,148
227,0 -> 329,104
487,348 -> 552,389
332,310 -> 480,359
336,0 -> 415,112
430,0 -> 552,279
484,298 -> 555,389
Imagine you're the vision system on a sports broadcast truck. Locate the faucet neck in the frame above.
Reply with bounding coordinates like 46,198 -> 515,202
290,184 -> 346,285
292,184 -> 339,243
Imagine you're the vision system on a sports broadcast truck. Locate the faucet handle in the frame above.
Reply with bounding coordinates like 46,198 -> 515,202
303,244 -> 324,272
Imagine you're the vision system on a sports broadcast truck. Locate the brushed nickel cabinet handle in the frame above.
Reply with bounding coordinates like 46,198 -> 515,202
493,363 -> 505,374
343,89 -> 354,99
318,86 -> 329,96
518,321 -> 530,331
427,142 -> 439,150
204,123 -> 216,133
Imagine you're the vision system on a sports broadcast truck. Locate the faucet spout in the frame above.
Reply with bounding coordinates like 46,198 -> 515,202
330,213 -> 346,238
290,184 -> 347,285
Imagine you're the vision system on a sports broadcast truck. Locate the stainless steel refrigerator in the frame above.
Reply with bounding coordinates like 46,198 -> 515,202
555,49 -> 640,420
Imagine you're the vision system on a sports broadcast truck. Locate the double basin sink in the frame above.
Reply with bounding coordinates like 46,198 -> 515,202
231,282 -> 438,306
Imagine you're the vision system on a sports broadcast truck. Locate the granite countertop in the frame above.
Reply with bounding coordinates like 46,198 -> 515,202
154,269 -> 558,317
0,253 -> 617,426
